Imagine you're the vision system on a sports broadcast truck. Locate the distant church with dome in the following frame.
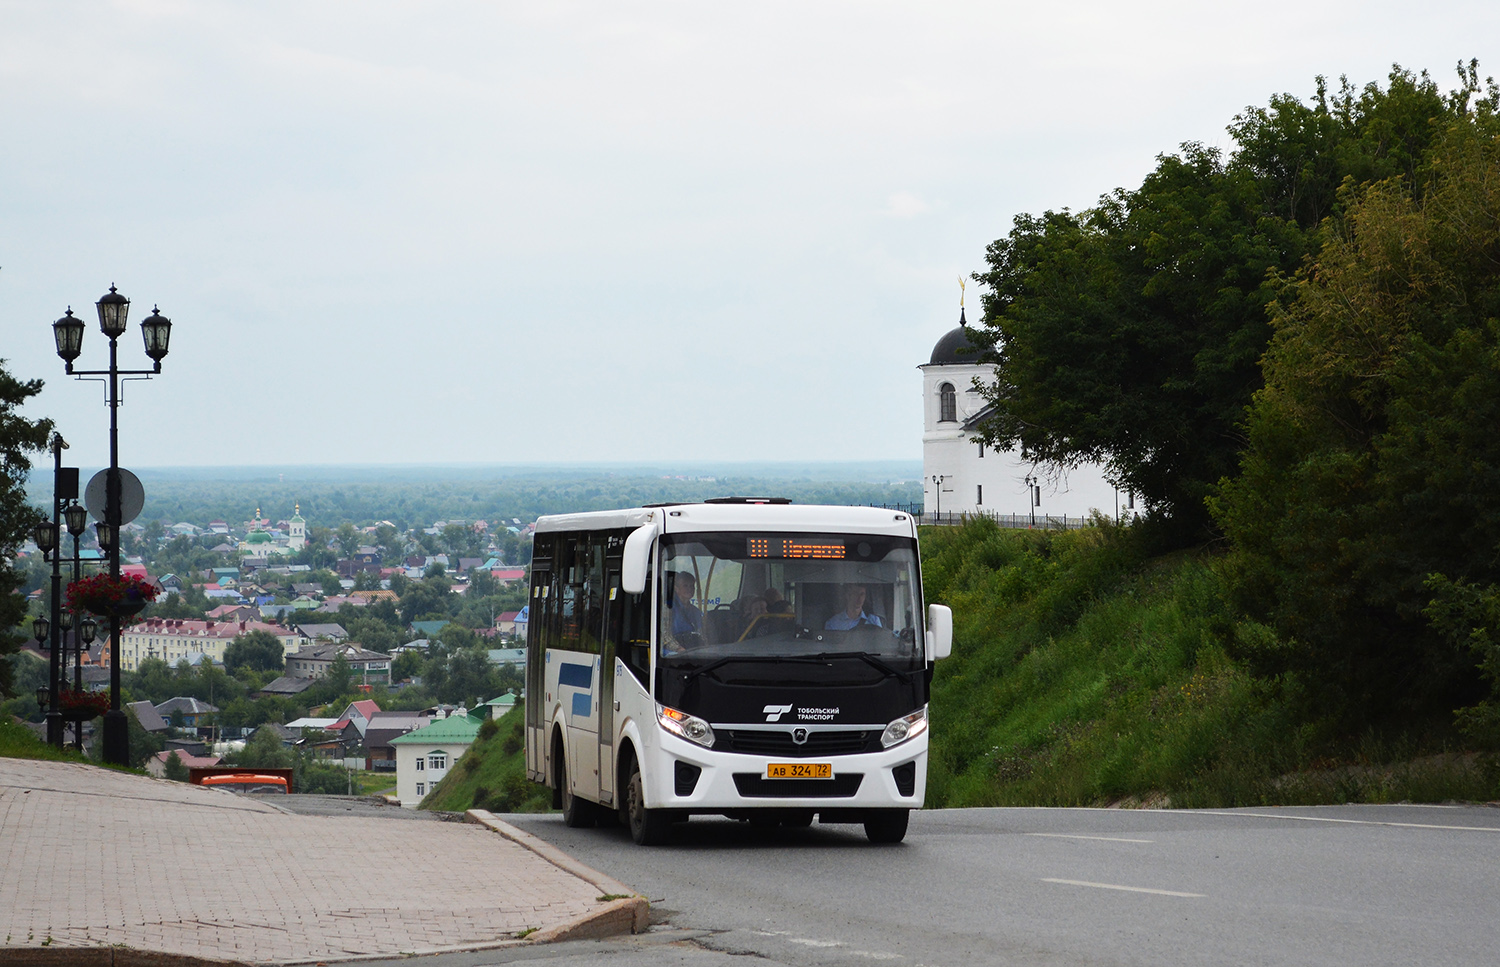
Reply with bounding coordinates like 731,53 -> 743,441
920,308 -> 1120,520
236,504 -> 308,556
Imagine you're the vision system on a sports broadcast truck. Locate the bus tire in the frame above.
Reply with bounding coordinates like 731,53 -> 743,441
557,738 -> 596,828
864,808 -> 909,844
625,757 -> 673,846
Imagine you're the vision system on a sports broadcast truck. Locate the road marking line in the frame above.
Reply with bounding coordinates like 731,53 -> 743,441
1028,833 -> 1154,843
1194,810 -> 1500,833
1043,878 -> 1204,898
788,937 -> 844,948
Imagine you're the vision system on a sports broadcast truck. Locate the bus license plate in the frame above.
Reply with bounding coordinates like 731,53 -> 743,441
766,762 -> 833,779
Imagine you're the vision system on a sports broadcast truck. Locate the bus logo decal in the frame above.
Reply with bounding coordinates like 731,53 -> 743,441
763,704 -> 793,722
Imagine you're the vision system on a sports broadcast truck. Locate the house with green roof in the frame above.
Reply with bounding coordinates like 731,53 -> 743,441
408,620 -> 450,639
389,711 -> 484,808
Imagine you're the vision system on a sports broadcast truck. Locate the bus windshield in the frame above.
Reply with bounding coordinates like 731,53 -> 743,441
659,532 -> 923,668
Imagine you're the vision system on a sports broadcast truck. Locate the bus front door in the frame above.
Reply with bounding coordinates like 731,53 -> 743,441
596,571 -> 620,806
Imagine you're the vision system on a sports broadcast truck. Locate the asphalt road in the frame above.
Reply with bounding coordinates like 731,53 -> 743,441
425,803 -> 1500,967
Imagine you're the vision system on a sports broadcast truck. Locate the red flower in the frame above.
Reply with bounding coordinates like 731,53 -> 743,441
66,573 -> 161,619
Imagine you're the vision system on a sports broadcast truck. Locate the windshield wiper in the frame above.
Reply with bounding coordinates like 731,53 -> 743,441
809,652 -> 917,681
678,654 -> 830,686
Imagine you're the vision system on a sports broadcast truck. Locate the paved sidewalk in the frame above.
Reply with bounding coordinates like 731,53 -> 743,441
0,759 -> 641,964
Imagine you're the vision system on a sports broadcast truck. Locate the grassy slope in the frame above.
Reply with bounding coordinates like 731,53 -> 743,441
421,704 -> 553,813
420,521 -> 1496,813
923,518 -> 1496,808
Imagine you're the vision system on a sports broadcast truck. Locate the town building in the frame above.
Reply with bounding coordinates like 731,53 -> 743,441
284,642 -> 391,684
118,618 -> 301,670
390,711 -> 483,807
154,697 -> 219,728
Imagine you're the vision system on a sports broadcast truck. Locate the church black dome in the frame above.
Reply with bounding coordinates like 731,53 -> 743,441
928,308 -> 983,365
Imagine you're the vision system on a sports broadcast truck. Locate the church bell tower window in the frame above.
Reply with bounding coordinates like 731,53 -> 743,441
938,383 -> 956,423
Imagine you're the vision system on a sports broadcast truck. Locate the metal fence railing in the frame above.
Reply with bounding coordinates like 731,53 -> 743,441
860,503 -> 1095,530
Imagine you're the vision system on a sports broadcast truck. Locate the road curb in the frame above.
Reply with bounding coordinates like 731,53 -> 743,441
0,949 -> 242,966
465,809 -> 649,940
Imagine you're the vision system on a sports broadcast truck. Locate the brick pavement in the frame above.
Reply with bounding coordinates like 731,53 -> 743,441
0,759 -> 629,964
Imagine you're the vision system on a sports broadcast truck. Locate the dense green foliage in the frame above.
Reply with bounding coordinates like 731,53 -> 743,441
0,359 -> 54,698
223,631 -> 286,675
421,703 -> 552,813
971,65 -> 1497,544
923,520 -> 1496,806
1212,120 -> 1500,725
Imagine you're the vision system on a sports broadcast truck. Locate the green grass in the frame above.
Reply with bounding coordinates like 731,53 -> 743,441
421,704 -> 554,813
923,517 -> 1499,808
352,771 -> 397,795
0,719 -> 148,776
0,719 -> 92,763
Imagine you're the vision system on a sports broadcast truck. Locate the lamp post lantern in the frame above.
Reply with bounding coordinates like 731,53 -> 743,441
51,284 -> 174,766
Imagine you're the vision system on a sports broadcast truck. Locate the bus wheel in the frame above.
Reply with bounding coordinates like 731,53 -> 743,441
557,741 -> 595,828
625,757 -> 673,846
864,809 -> 909,844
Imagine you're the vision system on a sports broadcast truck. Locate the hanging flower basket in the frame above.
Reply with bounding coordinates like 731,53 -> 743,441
67,573 -> 160,619
57,689 -> 111,721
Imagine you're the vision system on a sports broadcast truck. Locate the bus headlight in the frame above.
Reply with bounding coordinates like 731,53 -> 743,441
880,707 -> 928,748
658,704 -> 715,748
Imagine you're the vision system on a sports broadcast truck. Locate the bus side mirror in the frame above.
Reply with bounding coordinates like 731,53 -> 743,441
926,604 -> 952,661
622,522 -> 658,596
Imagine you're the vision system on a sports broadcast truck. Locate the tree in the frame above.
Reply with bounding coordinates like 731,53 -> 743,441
1211,116 -> 1500,721
126,705 -> 165,768
343,615 -> 398,654
234,725 -> 294,770
224,630 -> 286,675
398,577 -> 451,624
336,522 -> 360,559
0,360 -> 54,698
162,750 -> 189,782
972,65 -> 1492,544
468,568 -> 499,598
392,649 -> 424,682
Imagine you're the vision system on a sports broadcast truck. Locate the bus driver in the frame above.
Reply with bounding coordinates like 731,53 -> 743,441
824,584 -> 883,630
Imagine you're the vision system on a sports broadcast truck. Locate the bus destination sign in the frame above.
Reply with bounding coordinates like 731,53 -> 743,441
747,537 -> 846,559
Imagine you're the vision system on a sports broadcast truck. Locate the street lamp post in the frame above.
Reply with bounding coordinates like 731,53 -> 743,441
30,435 -> 77,748
1024,475 -> 1039,529
64,502 -> 90,744
52,286 -> 173,767
930,474 -> 948,523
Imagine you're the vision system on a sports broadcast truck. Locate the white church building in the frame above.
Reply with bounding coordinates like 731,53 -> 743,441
920,309 -> 1123,522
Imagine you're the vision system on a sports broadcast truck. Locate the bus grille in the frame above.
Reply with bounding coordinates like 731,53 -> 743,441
733,773 -> 865,798
721,729 -> 879,757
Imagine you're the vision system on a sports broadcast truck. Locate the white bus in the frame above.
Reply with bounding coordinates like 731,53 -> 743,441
524,498 -> 952,844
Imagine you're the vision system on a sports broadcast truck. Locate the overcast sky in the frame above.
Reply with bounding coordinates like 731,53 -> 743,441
3,1 -> 1495,471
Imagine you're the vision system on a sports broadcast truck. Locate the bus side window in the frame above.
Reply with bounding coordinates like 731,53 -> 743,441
612,573 -> 651,687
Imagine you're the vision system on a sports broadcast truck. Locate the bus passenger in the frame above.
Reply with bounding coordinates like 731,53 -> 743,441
824,584 -> 883,630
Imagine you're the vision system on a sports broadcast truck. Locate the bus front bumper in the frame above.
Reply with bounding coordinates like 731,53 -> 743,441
644,730 -> 928,813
